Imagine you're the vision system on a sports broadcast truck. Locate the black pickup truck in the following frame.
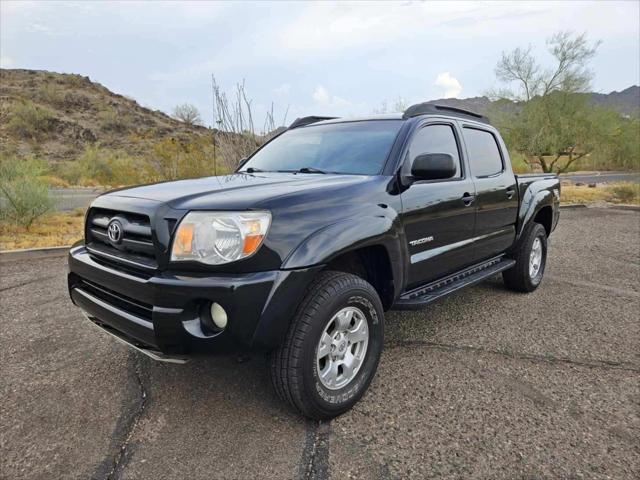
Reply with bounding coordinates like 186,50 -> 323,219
68,103 -> 560,419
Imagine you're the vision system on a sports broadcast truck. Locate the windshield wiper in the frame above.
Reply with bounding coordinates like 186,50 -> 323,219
239,167 -> 265,173
296,167 -> 326,174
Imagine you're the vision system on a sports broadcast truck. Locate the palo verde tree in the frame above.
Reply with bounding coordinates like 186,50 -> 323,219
491,32 -> 603,173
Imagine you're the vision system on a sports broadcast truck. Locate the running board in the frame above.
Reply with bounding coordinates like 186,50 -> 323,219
393,256 -> 516,311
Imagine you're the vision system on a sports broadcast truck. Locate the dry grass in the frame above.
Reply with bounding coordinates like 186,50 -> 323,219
0,209 -> 84,250
561,182 -> 640,205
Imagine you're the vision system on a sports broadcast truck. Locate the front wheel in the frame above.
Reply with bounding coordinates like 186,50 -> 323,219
270,271 -> 384,420
503,222 -> 548,292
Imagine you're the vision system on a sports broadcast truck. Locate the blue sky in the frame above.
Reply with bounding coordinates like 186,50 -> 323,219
1,1 -> 638,127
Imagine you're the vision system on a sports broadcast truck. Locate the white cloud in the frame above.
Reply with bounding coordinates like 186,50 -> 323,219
312,85 -> 350,108
312,85 -> 330,104
274,83 -> 291,96
275,1 -> 639,60
434,72 -> 462,98
276,2 -> 549,55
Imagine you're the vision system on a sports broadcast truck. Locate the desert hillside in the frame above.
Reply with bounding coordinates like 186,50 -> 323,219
0,69 -> 210,165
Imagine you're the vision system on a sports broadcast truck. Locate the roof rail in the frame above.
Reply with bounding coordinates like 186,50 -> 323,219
289,116 -> 338,129
402,103 -> 490,124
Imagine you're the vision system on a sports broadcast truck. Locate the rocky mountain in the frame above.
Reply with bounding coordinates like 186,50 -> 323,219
587,86 -> 640,117
0,69 -> 209,164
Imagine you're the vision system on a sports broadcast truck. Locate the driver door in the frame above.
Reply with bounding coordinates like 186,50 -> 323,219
400,121 -> 477,289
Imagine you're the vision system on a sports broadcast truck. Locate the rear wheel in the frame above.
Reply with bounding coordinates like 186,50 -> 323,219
270,271 -> 384,420
503,222 -> 548,292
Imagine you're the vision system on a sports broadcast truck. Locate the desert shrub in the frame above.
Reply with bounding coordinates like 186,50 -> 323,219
57,161 -> 83,186
144,136 -> 221,182
509,151 -> 533,173
65,74 -> 88,87
7,101 -> 56,139
609,183 -> 639,204
62,91 -> 94,111
99,108 -> 131,133
61,146 -> 145,186
0,156 -> 54,228
40,175 -> 70,188
173,103 -> 202,126
37,83 -> 65,106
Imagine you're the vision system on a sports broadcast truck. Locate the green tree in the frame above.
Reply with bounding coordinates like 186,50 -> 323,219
492,32 -> 605,173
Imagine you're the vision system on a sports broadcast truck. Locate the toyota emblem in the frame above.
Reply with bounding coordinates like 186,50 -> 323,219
107,220 -> 123,244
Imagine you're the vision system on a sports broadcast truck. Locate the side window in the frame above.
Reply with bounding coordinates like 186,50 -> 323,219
463,127 -> 504,177
407,124 -> 462,178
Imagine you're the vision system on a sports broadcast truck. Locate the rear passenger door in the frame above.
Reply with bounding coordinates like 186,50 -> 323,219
460,125 -> 518,262
400,121 -> 477,289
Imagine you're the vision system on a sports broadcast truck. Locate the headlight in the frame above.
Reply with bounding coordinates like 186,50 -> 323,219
171,211 -> 271,265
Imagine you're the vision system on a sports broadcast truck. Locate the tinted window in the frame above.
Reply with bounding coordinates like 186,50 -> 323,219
463,127 -> 503,177
241,120 -> 402,175
407,124 -> 462,178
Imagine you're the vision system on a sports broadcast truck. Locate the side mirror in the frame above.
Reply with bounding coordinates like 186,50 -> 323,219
411,153 -> 456,180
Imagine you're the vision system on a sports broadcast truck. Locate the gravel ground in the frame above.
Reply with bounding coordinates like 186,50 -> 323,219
1,207 -> 638,479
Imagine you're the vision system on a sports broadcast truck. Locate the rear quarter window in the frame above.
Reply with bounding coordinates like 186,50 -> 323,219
463,127 -> 504,177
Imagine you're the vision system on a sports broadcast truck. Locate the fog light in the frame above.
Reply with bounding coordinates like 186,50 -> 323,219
210,302 -> 228,330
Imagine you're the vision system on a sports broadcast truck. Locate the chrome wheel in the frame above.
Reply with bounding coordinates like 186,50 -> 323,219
316,306 -> 369,390
529,237 -> 543,278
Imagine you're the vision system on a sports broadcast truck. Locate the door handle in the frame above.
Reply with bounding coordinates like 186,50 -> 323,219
462,193 -> 475,206
506,188 -> 515,199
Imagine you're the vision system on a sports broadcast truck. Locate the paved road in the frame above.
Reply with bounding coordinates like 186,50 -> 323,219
1,207 -> 639,479
560,171 -> 640,184
50,188 -> 104,211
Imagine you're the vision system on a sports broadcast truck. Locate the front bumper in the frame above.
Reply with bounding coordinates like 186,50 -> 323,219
68,245 -> 321,355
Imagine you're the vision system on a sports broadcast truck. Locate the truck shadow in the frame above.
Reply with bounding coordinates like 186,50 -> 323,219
124,350 -> 309,478
138,349 -> 296,418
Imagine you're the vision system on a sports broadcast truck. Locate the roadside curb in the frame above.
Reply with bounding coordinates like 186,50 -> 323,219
0,246 -> 69,263
608,204 -> 640,212
559,203 -> 640,211
559,204 -> 588,209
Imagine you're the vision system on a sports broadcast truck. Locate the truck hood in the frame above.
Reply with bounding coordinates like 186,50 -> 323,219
102,172 -> 374,210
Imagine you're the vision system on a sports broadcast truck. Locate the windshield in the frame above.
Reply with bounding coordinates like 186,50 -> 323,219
241,120 -> 403,175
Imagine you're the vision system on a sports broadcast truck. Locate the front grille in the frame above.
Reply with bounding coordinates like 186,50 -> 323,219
86,208 -> 157,270
78,277 -> 153,320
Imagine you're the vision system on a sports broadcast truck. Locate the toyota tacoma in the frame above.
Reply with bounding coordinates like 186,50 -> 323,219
68,103 -> 560,419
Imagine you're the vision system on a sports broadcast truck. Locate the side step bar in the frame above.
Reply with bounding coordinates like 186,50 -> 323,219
82,313 -> 189,364
393,256 -> 516,310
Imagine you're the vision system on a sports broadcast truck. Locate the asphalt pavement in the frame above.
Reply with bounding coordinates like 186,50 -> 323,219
1,207 -> 638,479
50,188 -> 104,211
560,171 -> 639,184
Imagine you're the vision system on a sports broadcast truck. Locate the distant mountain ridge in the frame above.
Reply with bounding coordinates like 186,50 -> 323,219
425,85 -> 640,117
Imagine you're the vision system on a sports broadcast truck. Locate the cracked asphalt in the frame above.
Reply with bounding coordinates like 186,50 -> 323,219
1,207 -> 638,479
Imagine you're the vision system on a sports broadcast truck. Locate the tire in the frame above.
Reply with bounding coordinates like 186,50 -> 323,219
269,271 -> 384,420
503,222 -> 548,292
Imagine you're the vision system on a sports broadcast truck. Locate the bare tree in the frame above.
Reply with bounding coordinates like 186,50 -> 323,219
173,103 -> 202,126
210,76 -> 284,172
373,96 -> 409,114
